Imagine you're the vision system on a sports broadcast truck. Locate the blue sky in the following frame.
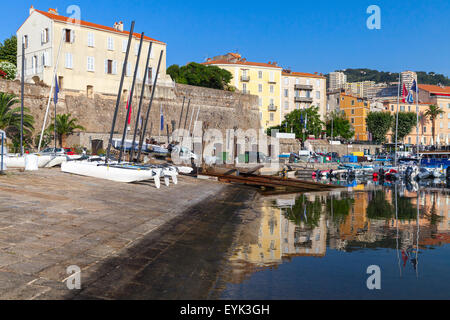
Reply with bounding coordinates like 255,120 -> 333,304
3,0 -> 449,76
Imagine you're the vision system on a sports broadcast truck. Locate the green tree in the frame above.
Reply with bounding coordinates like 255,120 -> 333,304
47,113 -> 85,148
325,110 -> 354,140
424,104 -> 444,144
366,112 -> 394,143
391,112 -> 417,143
167,62 -> 233,90
266,107 -> 324,139
0,36 -> 17,66
0,92 -> 34,140
283,195 -> 323,229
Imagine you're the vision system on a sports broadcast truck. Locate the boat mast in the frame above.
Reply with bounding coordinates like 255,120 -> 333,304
394,73 -> 401,167
20,42 -> 25,156
136,50 -> 164,161
38,31 -> 64,152
118,32 -> 145,163
177,97 -> 186,142
105,21 -> 135,163
129,42 -> 153,162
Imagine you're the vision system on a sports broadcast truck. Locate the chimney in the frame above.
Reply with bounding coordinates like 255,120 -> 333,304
48,8 -> 58,15
118,21 -> 124,32
29,5 -> 35,15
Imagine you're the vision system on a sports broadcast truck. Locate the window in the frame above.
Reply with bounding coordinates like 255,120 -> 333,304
107,36 -> 114,50
41,28 -> 49,44
284,101 -> 289,110
400,106 -> 405,112
87,85 -> 94,98
258,98 -> 262,107
440,113 -> 443,119
351,109 -> 355,115
408,137 -> 411,144
258,71 -> 262,79
440,122 -> 443,129
270,98 -> 274,105
65,53 -> 73,69
306,79 -> 311,85
146,67 -> 153,84
447,122 -> 450,129
259,112 -> 262,120
296,103 -> 300,109
23,35 -> 29,49
295,78 -> 299,85
284,77 -> 288,85
270,85 -> 274,93
408,106 -> 411,112
87,56 -> 95,72
242,83 -> 247,93
269,71 -> 274,82
316,79 -> 320,87
284,89 -> 288,97
105,59 -> 116,74
122,40 -> 128,53
391,105 -> 394,111
448,113 -> 450,119
270,113 -> 274,121
42,51 -> 50,67
87,32 -> 95,47
64,29 -> 73,43
316,91 -> 320,99
32,56 -> 37,74
351,118 -> 355,124
258,84 -> 262,93
424,126 -> 427,133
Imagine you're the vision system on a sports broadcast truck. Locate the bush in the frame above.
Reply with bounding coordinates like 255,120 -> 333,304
0,61 -> 16,80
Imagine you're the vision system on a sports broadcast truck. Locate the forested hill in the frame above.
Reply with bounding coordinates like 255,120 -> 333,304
326,68 -> 450,86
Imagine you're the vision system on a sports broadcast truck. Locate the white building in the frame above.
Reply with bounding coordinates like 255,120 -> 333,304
329,71 -> 347,90
17,6 -> 171,96
281,70 -> 327,120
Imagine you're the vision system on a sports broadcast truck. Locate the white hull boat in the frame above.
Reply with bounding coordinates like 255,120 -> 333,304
61,161 -> 163,184
5,154 -> 70,168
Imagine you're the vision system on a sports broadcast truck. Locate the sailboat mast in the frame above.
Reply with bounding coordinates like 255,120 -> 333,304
129,42 -> 153,162
136,50 -> 164,160
394,73 -> 401,167
118,32 -> 145,163
105,21 -> 135,163
20,42 -> 25,156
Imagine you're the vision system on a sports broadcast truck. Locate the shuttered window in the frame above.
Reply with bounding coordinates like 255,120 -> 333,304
107,37 -> 114,50
87,56 -> 95,72
65,53 -> 73,69
87,32 -> 95,47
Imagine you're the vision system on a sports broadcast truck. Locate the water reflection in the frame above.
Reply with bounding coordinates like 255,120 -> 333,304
218,182 -> 450,299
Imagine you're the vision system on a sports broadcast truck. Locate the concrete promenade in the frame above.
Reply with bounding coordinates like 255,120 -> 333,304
0,168 -> 243,299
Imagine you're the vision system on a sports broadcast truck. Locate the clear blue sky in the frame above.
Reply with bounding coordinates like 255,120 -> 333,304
3,0 -> 449,76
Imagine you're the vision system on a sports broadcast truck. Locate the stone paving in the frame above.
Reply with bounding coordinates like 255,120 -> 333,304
0,168 -> 231,299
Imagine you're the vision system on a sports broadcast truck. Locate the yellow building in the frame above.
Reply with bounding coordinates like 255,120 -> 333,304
203,53 -> 282,129
339,92 -> 370,141
17,6 -> 171,96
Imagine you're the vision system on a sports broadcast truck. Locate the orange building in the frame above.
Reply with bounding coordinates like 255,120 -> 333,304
339,93 -> 371,141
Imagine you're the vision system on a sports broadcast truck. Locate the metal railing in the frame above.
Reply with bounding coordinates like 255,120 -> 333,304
241,75 -> 250,82
295,84 -> 313,90
268,104 -> 277,111
294,96 -> 313,103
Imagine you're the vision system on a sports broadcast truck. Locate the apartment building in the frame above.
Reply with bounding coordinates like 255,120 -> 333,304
401,71 -> 417,90
203,53 -> 282,129
281,70 -> 327,120
383,100 -> 433,145
339,93 -> 371,141
329,71 -> 347,90
17,6 -> 171,96
344,81 -> 375,98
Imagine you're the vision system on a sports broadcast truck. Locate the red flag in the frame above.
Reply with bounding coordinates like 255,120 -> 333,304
126,95 -> 132,125
402,84 -> 408,103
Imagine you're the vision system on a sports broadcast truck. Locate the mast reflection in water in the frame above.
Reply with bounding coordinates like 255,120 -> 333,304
212,182 -> 450,300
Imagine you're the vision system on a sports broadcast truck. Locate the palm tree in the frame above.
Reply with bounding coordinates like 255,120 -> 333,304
425,105 -> 444,146
0,92 -> 34,148
47,113 -> 85,148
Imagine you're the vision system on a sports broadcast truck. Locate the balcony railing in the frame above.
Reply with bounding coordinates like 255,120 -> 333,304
294,96 -> 313,103
241,75 -> 250,82
295,84 -> 313,91
268,79 -> 277,84
268,104 -> 277,111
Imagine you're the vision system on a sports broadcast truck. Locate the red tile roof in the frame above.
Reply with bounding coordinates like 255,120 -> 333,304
33,9 -> 164,44
202,59 -> 282,69
282,71 -> 325,79
419,84 -> 450,95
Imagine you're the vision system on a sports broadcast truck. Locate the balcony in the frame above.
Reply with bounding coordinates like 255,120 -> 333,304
268,104 -> 277,111
295,84 -> 313,91
268,79 -> 277,84
241,75 -> 250,82
294,96 -> 313,103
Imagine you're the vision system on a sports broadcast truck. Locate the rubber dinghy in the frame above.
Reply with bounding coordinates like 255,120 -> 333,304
61,161 -> 161,184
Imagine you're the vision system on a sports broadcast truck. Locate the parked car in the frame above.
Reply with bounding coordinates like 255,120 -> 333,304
41,147 -> 65,155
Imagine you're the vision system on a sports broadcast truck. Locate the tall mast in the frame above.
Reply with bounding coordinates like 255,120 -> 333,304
118,32 -> 145,163
177,97 -> 186,142
394,73 -> 401,167
136,50 -> 164,160
20,42 -> 25,155
129,42 -> 153,162
105,21 -> 135,163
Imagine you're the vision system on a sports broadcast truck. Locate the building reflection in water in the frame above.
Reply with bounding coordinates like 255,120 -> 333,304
228,183 -> 450,277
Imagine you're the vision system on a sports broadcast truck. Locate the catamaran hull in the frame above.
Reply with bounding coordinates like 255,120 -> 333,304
61,161 -> 158,183
5,155 -> 69,168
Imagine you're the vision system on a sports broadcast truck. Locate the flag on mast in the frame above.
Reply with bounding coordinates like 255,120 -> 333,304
160,104 -> 164,131
126,94 -> 132,125
410,80 -> 419,100
401,83 -> 408,103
